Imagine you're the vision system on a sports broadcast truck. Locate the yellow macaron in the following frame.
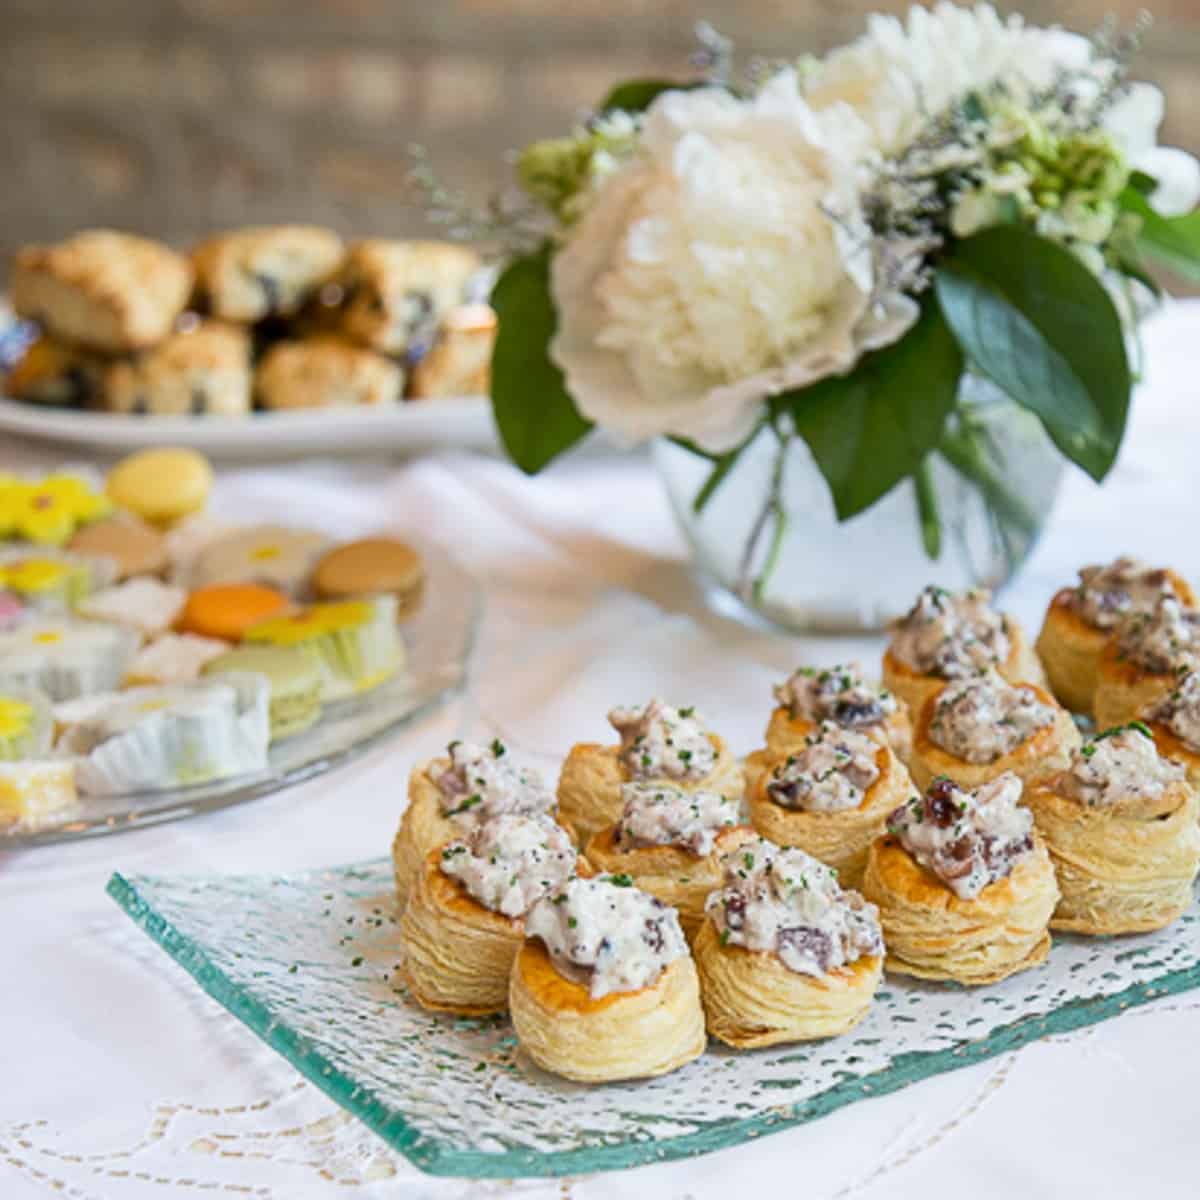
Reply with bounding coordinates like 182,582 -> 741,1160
106,448 -> 213,527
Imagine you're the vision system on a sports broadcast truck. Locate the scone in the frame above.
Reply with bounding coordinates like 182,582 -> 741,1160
334,240 -> 481,356
509,875 -> 705,1083
103,320 -> 252,416
557,699 -> 744,846
583,783 -> 755,942
255,336 -> 403,409
1035,558 -> 1194,716
1094,597 -> 1200,729
862,773 -> 1059,986
408,304 -> 496,399
882,585 -> 1046,720
748,721 -> 913,890
1026,725 -> 1200,935
11,230 -> 193,352
399,813 -> 579,1016
695,838 -> 884,1048
5,334 -> 109,408
909,669 -> 1080,792
192,226 -> 344,322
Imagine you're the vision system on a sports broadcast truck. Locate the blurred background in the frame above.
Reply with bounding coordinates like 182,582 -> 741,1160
1,0 -> 1198,274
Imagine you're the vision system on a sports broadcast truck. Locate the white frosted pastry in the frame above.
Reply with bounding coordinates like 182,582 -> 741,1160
0,759 -> 79,829
78,577 -> 188,638
125,633 -> 231,686
0,619 -> 140,701
0,686 -> 55,761
56,673 -> 270,795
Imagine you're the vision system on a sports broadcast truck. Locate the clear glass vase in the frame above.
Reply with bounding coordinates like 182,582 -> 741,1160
653,376 -> 1066,633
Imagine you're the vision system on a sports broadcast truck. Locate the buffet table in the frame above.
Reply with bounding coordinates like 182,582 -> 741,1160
2,302 -> 1198,1200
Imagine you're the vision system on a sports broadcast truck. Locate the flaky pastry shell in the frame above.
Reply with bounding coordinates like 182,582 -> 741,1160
861,834 -> 1059,986
556,734 -> 743,848
1093,641 -> 1187,731
582,824 -> 757,943
746,738 -> 912,891
1026,774 -> 1200,935
908,684 -> 1080,793
1147,721 -> 1200,791
692,918 -> 882,1049
508,941 -> 705,1083
881,616 -> 1047,722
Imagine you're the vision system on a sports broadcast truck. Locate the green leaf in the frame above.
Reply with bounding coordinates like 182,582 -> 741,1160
489,244 -> 592,473
912,459 -> 942,560
1120,185 -> 1200,283
770,296 -> 963,521
599,79 -> 690,115
1127,170 -> 1158,197
935,226 -> 1130,483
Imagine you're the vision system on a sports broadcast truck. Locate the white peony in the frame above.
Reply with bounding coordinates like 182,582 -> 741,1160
549,72 -> 918,453
1102,82 -> 1200,216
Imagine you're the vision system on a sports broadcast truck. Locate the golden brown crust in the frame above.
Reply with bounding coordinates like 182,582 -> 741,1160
881,616 -> 1046,722
508,940 -> 705,1082
12,231 -> 193,352
746,738 -> 913,891
556,734 -> 744,848
1026,774 -> 1200,935
255,336 -> 403,410
398,848 -> 523,1015
758,702 -> 913,769
861,834 -> 1058,985
391,761 -> 464,909
692,919 -> 882,1048
5,334 -> 109,407
582,824 -> 757,943
1093,640 -> 1183,730
408,304 -> 496,399
908,683 -> 1080,793
1147,721 -> 1200,791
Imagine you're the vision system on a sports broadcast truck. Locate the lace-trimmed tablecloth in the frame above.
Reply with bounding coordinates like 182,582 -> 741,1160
3,303 -> 1200,1200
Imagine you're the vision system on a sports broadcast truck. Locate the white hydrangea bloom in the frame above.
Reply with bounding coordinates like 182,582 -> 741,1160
549,72 -> 917,452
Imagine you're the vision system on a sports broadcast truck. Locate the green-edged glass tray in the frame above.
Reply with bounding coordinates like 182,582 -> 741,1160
107,859 -> 1200,1178
5,545 -> 478,846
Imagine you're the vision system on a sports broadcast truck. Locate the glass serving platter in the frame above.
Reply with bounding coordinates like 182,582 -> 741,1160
108,858 -> 1200,1179
5,546 -> 479,846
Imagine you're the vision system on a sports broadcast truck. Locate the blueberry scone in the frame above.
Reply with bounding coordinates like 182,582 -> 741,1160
409,303 -> 496,399
191,226 -> 344,322
5,334 -> 109,407
255,336 -> 403,410
103,320 -> 252,416
333,240 -> 480,356
11,231 -> 193,353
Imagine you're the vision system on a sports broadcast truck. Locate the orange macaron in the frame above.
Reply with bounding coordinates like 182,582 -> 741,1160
176,583 -> 290,642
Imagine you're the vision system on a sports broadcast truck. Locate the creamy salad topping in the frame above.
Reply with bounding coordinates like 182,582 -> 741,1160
774,662 -> 897,731
524,874 -> 688,999
765,720 -> 881,812
615,782 -> 738,856
1116,597 -> 1200,675
705,837 -> 883,977
886,773 -> 1034,900
1146,670 -> 1200,751
609,699 -> 716,781
928,671 -> 1055,764
439,813 -> 577,918
1058,723 -> 1184,807
430,739 -> 553,822
889,586 -> 1010,678
1068,557 -> 1180,630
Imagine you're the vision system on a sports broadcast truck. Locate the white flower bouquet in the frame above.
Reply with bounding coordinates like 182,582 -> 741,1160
425,5 -> 1200,576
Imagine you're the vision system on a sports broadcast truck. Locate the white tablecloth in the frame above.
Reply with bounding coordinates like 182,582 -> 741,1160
3,304 -> 1200,1200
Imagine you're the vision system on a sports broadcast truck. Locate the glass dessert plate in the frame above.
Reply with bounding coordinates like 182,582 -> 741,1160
5,545 -> 479,846
108,858 -> 1200,1179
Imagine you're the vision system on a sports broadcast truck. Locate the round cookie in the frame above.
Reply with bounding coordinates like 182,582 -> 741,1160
106,448 -> 213,527
67,516 -> 168,581
189,525 -> 327,594
177,583 -> 290,642
312,538 -> 424,620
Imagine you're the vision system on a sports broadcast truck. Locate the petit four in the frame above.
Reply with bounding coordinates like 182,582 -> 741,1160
177,583 -> 289,641
0,760 -> 78,829
68,515 -> 169,581
0,473 -> 111,546
77,577 -> 187,638
106,447 -> 214,527
0,687 -> 54,761
0,619 -> 139,702
311,537 -> 424,619
125,633 -> 231,687
189,525 -> 327,593
203,645 -> 323,740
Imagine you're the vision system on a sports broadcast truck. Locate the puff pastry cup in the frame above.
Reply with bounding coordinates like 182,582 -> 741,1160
694,839 -> 884,1049
557,700 -> 743,846
1143,670 -> 1200,789
747,729 -> 911,891
509,876 -> 705,1082
391,741 -> 557,909
584,821 -> 756,943
1093,598 -> 1200,730
909,675 -> 1080,793
1025,728 -> 1200,935
861,775 -> 1059,986
1035,560 -> 1195,717
881,586 -> 1046,721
